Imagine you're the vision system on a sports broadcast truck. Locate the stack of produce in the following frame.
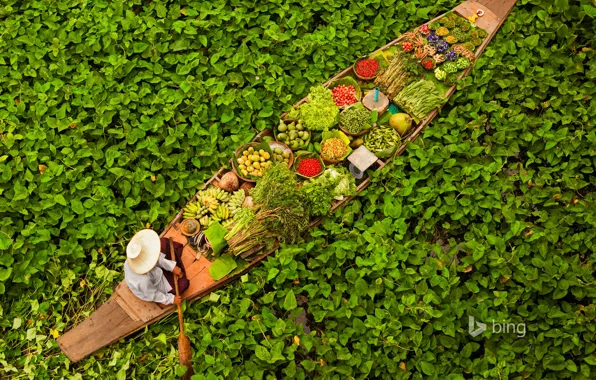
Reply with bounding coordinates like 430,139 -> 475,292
271,147 -> 292,165
296,157 -> 323,177
224,207 -> 276,257
321,137 -> 348,161
236,146 -> 272,178
340,104 -> 373,134
331,84 -> 358,107
363,125 -> 401,157
301,167 -> 356,216
398,11 -> 486,82
393,79 -> 446,120
354,58 -> 380,78
298,86 -> 339,131
183,186 -> 246,228
276,120 -> 309,149
374,51 -> 420,98
250,162 -> 310,243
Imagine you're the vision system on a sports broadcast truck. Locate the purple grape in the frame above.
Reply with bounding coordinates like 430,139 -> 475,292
436,40 -> 449,53
445,50 -> 458,61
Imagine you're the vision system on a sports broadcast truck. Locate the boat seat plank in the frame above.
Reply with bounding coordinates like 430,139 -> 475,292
185,255 -> 211,281
182,260 -> 216,298
115,283 -> 165,322
57,297 -> 142,362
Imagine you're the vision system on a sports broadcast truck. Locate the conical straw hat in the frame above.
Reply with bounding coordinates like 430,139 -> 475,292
126,229 -> 161,274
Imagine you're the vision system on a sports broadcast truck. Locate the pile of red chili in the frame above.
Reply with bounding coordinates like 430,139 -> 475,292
331,85 -> 358,107
296,158 -> 322,177
355,58 -> 380,78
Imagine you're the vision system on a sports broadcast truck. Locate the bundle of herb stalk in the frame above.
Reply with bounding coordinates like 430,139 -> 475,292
374,51 -> 422,98
393,79 -> 445,121
224,208 -> 277,257
224,162 -> 311,256
250,162 -> 310,243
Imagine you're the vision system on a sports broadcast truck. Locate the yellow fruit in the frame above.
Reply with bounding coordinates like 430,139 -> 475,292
262,152 -> 270,159
243,150 -> 249,156
253,162 -> 261,169
260,157 -> 265,162
239,164 -> 246,170
247,166 -> 254,172
241,169 -> 248,176
237,157 -> 245,165
248,147 -> 254,153
259,149 -> 265,155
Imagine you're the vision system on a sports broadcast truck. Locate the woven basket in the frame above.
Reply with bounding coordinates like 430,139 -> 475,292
353,57 -> 381,81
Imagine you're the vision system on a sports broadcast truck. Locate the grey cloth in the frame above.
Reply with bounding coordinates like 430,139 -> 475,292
124,252 -> 177,305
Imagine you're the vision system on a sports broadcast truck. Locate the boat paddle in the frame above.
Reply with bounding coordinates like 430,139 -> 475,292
169,237 -> 194,380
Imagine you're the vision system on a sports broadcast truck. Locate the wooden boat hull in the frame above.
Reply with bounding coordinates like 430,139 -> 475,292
58,0 -> 517,363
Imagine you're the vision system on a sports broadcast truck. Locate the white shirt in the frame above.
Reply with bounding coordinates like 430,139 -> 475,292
124,252 -> 177,305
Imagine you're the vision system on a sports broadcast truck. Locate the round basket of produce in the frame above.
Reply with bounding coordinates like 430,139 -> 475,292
326,77 -> 362,108
268,141 -> 295,168
363,124 -> 402,158
233,141 -> 294,182
180,218 -> 201,237
319,130 -> 352,165
293,152 -> 325,179
275,119 -> 311,150
232,142 -> 274,183
353,57 -> 381,81
338,102 -> 377,137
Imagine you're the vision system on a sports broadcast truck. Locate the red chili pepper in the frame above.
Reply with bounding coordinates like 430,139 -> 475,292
297,158 -> 322,177
355,59 -> 380,78
331,85 -> 358,107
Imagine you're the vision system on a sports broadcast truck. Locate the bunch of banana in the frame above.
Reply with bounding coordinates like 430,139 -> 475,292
227,190 -> 246,215
201,186 -> 230,203
199,215 -> 211,228
183,201 -> 208,219
211,204 -> 230,222
197,194 -> 219,213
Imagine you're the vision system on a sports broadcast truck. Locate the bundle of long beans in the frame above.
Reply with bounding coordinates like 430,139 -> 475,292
374,52 -> 417,98
393,79 -> 445,121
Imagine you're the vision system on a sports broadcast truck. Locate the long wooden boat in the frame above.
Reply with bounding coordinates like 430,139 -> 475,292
58,0 -> 517,363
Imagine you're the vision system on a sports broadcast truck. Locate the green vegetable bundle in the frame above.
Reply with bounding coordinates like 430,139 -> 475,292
301,167 -> 356,216
299,86 -> 340,131
393,79 -> 446,121
251,162 -> 310,243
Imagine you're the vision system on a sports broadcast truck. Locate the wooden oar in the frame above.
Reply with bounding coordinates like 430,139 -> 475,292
169,238 -> 194,380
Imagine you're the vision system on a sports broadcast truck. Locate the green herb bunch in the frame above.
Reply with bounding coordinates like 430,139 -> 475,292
251,162 -> 310,243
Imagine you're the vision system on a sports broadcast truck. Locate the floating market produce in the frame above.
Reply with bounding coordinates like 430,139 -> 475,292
276,119 -> 310,149
393,79 -> 446,121
57,0 -> 517,362
235,145 -> 272,179
339,103 -> 374,135
363,124 -> 401,158
331,84 -> 359,107
298,85 -> 340,131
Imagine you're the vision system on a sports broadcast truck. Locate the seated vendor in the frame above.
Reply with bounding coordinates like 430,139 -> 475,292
124,229 -> 189,305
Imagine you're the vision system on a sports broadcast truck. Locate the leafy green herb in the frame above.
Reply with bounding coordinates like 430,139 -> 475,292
298,86 -> 340,131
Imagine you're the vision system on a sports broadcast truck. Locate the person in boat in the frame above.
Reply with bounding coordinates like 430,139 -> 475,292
124,229 -> 189,306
